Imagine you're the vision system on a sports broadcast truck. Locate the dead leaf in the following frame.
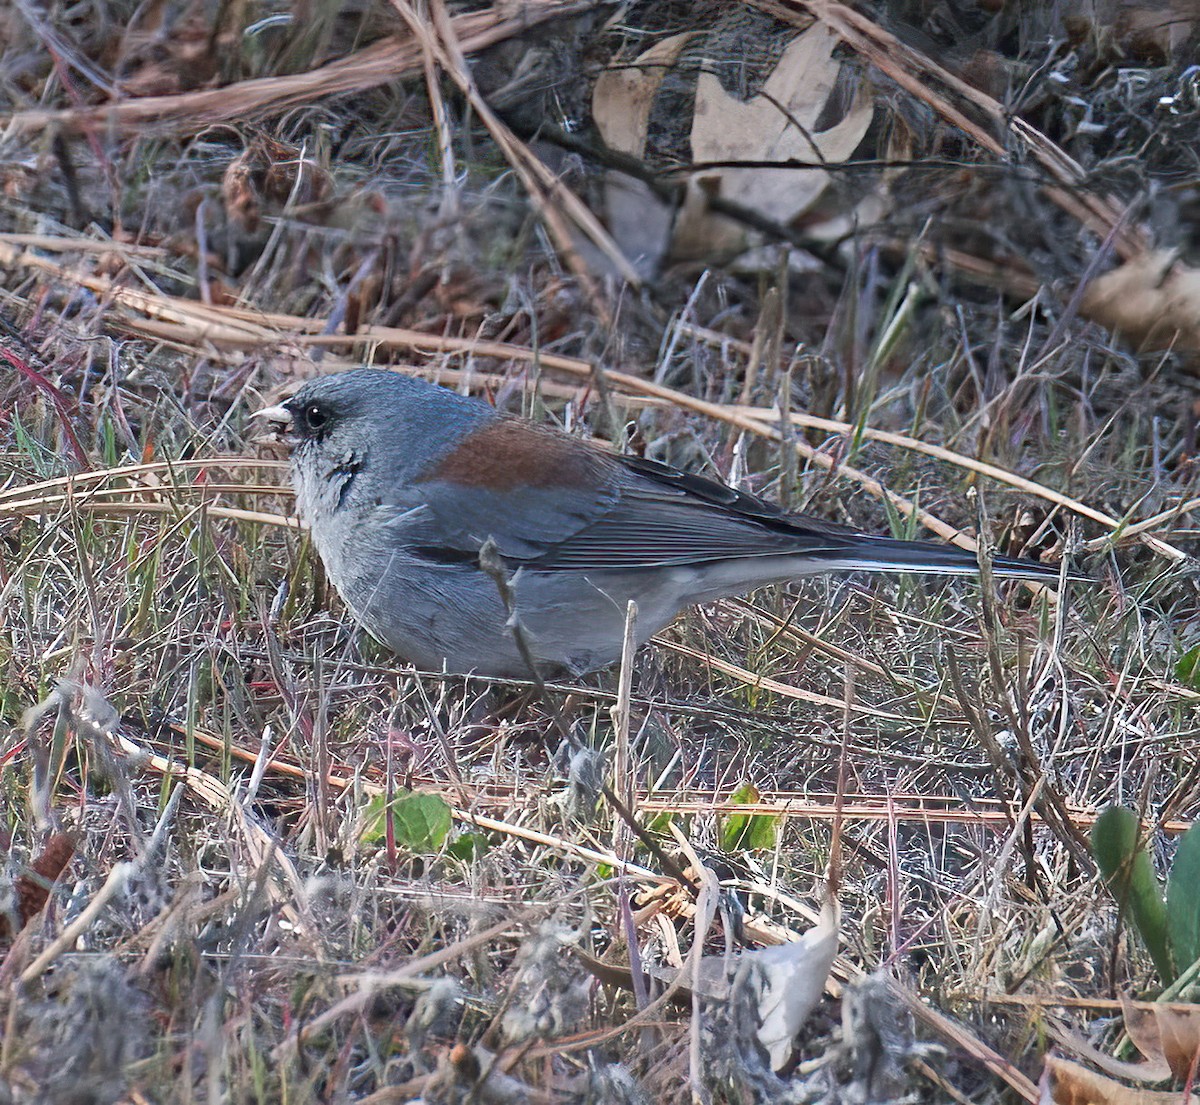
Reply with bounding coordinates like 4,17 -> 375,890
1065,0 -> 1200,63
593,33 -> 693,157
1041,1055 -> 1200,1105
17,833 -> 76,928
591,34 -> 692,278
1050,1016 -> 1172,1085
689,23 -> 873,226
113,0 -> 227,97
577,897 -> 838,1072
221,135 -> 334,233
670,175 -> 751,263
1080,250 -> 1200,354
736,896 -> 839,1069
0,833 -> 76,942
1121,995 -> 1200,1082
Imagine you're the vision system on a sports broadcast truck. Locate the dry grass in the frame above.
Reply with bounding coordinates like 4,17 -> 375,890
0,1 -> 1198,1102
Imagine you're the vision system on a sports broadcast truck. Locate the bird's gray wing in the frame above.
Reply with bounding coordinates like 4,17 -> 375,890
523,456 -> 1057,579
367,416 -> 628,563
374,475 -> 623,564
526,454 -> 853,569
382,448 -> 1057,579
372,447 -> 801,569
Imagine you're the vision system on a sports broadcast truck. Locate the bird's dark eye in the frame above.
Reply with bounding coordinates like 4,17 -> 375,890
302,403 -> 328,432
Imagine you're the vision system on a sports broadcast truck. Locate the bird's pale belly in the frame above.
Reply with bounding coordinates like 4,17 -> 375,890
317,536 -> 706,676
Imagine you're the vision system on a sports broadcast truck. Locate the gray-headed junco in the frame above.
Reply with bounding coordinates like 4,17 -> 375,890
256,369 -> 1068,678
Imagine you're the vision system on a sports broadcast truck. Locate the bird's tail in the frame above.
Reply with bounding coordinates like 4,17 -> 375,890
804,533 -> 1073,581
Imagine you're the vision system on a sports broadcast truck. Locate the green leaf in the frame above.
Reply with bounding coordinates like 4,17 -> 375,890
447,832 -> 490,863
361,791 -> 452,854
1176,645 -> 1200,689
719,784 -> 780,853
1092,805 -> 1175,982
645,811 -> 676,836
1168,823 -> 1200,972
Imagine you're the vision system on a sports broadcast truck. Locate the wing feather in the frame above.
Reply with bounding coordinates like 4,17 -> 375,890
386,440 -> 1058,581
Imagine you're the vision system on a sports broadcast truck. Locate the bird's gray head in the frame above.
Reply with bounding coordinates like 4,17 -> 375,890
255,368 -> 496,522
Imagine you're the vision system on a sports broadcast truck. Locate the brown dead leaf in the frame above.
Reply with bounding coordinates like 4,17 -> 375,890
689,23 -> 873,226
221,135 -> 334,233
670,22 -> 874,261
632,876 -> 696,925
423,1042 -> 551,1105
592,33 -> 693,157
1122,995 -> 1200,1082
431,264 -> 499,320
1080,250 -> 1200,355
113,1 -> 227,98
1042,1055 -> 1200,1105
0,832 -> 76,942
17,833 -> 76,927
591,34 -> 693,277
1,163 -> 41,202
222,153 -> 261,233
1065,0 -> 1199,63
1050,1017 -> 1172,1085
670,175 -> 749,263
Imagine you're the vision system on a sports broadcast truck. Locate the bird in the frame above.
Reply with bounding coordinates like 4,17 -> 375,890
255,368 -> 1069,679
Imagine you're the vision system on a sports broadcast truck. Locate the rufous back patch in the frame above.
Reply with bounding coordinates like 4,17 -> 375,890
423,419 -> 610,491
